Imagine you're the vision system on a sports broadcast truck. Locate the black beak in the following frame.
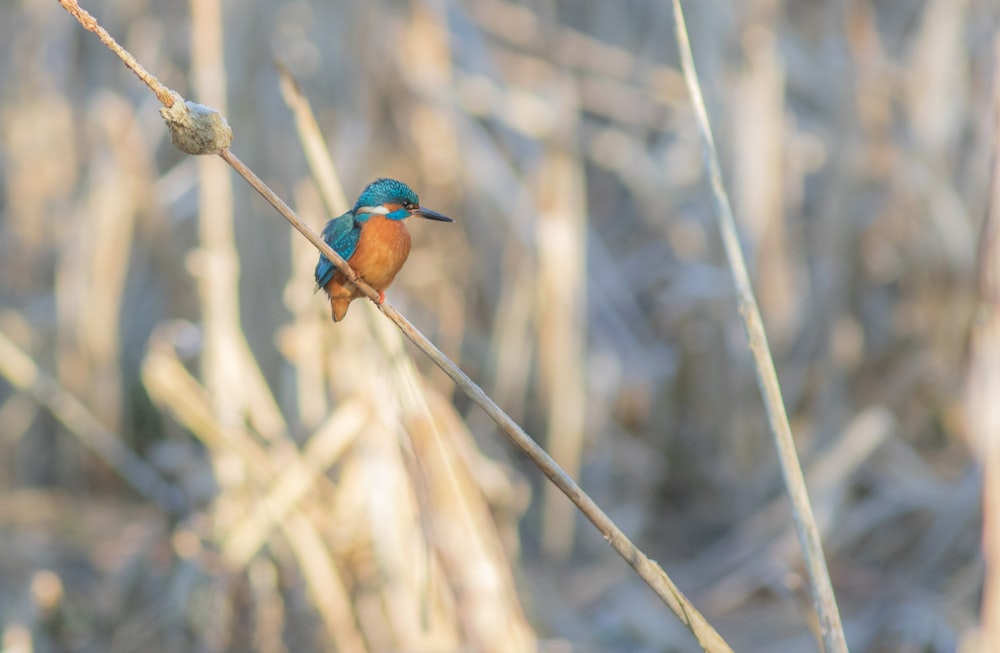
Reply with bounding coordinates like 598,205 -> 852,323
414,206 -> 454,222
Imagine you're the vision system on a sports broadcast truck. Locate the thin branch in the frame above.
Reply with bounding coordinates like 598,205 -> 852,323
57,0 -> 176,107
671,1 -> 848,652
56,2 -> 735,650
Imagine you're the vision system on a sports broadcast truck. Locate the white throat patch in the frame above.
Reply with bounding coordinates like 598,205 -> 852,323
356,205 -> 390,215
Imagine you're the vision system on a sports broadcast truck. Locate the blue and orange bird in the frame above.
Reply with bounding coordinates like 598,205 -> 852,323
314,178 -> 454,321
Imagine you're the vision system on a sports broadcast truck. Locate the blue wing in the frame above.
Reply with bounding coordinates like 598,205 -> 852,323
314,212 -> 361,289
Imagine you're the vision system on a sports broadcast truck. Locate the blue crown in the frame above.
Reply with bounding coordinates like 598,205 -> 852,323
353,178 -> 419,212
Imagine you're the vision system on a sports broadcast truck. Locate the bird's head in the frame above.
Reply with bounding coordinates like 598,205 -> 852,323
353,178 -> 454,223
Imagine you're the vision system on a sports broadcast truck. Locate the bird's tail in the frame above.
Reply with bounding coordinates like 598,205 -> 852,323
323,274 -> 360,322
330,297 -> 351,322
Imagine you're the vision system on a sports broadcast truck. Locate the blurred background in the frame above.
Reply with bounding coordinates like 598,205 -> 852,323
0,0 -> 994,651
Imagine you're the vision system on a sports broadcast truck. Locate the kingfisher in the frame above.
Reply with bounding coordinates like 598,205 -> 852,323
314,177 -> 454,321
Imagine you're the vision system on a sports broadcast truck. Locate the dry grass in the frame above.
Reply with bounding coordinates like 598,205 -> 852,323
0,0 -> 992,652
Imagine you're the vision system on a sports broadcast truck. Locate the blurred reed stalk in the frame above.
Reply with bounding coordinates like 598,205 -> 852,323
280,180 -> 332,429
965,31 -> 1000,650
55,95 -> 145,437
671,1 -> 848,651
0,327 -> 179,511
535,83 -> 589,559
189,0 -> 287,441
186,6 -> 294,647
141,333 -> 371,651
370,313 -> 538,650
732,1 -> 799,345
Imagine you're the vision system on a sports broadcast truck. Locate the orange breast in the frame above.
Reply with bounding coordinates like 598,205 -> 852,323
348,215 -> 412,291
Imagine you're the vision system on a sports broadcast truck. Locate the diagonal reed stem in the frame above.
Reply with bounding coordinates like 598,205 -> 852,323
56,0 -> 734,650
671,1 -> 848,651
0,328 -> 183,512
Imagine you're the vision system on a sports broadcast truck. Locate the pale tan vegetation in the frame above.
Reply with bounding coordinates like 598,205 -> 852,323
0,1 -> 993,652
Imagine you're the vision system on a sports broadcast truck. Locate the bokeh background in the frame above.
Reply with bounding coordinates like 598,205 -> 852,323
0,0 -> 994,651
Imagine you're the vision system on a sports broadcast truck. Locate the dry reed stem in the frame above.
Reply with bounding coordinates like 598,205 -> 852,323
280,182 -> 332,428
732,8 -> 798,343
142,334 -> 371,651
671,1 -> 848,651
189,0 -> 286,443
141,337 -> 343,536
488,249 -> 535,419
280,513 -> 370,653
341,391 -> 453,648
0,327 -> 181,512
370,313 -> 537,652
966,34 -> 1000,650
276,63 -> 350,216
56,0 -> 176,108
220,401 -> 368,566
142,338 -> 283,482
55,97 -> 145,434
536,106 -> 589,560
694,407 -> 895,611
57,2 -> 733,650
247,558 -> 284,653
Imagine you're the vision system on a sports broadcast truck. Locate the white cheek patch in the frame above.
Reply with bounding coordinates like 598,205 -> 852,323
356,205 -> 390,215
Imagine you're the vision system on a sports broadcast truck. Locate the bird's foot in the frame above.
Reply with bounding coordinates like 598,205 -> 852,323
376,290 -> 386,305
